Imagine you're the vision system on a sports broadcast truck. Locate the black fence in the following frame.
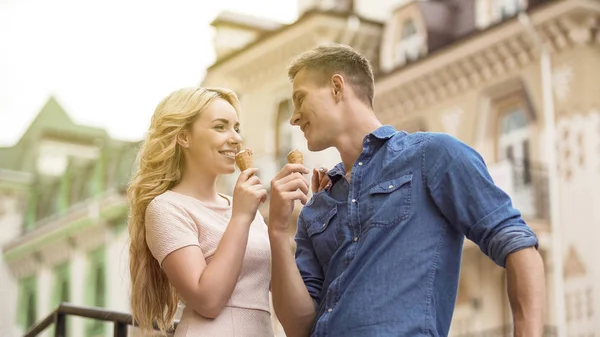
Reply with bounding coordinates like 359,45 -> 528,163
24,303 -> 178,337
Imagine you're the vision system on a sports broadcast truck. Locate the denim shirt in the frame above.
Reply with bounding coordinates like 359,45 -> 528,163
295,125 -> 538,337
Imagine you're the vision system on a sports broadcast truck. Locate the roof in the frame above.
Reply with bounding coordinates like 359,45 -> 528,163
0,96 -> 108,172
376,0 -> 554,80
206,9 -> 384,71
210,10 -> 284,32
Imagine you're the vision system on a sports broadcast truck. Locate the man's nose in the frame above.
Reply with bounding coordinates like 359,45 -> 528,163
290,111 -> 300,126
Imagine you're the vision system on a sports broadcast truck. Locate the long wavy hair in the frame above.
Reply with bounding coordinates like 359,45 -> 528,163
127,87 -> 241,334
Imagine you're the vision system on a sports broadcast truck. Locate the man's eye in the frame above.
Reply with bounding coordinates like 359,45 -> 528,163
235,129 -> 241,134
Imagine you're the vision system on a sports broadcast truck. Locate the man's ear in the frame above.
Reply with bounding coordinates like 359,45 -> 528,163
176,130 -> 190,149
331,74 -> 344,102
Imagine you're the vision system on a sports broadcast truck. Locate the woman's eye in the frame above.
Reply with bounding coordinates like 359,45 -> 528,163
215,125 -> 225,130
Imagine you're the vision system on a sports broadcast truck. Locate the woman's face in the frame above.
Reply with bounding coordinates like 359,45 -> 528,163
182,98 -> 242,176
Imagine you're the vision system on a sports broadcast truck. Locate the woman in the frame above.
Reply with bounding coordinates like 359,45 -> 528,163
127,87 -> 273,336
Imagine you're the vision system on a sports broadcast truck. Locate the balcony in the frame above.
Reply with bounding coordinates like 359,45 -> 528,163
487,160 -> 550,223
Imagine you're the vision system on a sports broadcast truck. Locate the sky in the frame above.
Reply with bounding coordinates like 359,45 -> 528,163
0,0 -> 298,146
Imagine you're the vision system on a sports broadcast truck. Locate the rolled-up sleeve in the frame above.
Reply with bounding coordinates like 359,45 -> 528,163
294,214 -> 324,303
424,133 -> 538,267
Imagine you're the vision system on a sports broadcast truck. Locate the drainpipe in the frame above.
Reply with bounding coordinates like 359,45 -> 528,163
518,11 -> 566,337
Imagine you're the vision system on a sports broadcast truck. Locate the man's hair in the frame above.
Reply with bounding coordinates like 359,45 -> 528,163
287,43 -> 375,107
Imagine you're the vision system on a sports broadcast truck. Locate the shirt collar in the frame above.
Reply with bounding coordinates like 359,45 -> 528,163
369,125 -> 398,140
325,125 -> 400,181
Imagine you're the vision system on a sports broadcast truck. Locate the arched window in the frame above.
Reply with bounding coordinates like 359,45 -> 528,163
476,0 -> 527,28
395,19 -> 422,65
498,106 -> 531,187
499,0 -> 528,19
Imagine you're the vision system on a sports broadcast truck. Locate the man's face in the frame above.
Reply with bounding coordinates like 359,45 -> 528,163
290,68 -> 342,151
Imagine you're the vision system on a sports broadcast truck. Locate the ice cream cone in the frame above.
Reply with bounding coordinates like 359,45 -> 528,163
287,149 -> 303,164
235,149 -> 253,171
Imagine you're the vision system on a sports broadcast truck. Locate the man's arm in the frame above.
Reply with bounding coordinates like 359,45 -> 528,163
423,133 -> 545,334
269,164 -> 320,337
270,228 -> 318,337
506,247 -> 546,337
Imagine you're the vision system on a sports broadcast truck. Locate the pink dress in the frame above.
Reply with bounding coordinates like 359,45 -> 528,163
145,190 -> 274,337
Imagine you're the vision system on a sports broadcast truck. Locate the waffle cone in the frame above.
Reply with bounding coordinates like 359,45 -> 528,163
235,149 -> 253,171
287,149 -> 303,164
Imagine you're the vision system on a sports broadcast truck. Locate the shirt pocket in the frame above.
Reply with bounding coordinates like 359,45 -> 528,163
367,173 -> 413,229
304,203 -> 339,269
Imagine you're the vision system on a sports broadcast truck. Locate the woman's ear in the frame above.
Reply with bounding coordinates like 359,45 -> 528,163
176,130 -> 190,149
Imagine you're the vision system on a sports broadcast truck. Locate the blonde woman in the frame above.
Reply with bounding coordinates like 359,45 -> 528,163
127,87 -> 276,336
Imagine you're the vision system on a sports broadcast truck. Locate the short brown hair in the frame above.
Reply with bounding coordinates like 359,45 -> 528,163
287,43 -> 375,107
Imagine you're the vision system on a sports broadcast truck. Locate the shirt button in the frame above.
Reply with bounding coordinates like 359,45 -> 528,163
366,138 -> 370,142
327,308 -> 333,313
388,185 -> 394,189
322,223 -> 327,228
352,199 -> 356,203
353,236 -> 359,242
358,162 -> 363,166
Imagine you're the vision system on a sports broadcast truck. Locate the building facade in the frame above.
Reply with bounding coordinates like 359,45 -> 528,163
0,97 -> 138,337
2,1 -> 599,336
202,0 -> 600,336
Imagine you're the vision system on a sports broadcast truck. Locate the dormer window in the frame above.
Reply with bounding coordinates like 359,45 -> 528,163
476,0 -> 527,28
497,0 -> 524,19
395,19 -> 422,65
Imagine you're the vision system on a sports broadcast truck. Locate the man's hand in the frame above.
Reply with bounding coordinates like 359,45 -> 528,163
269,163 -> 310,233
311,167 -> 331,193
506,247 -> 546,337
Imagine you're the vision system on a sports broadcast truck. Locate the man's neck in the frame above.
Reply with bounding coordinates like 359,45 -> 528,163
335,113 -> 381,179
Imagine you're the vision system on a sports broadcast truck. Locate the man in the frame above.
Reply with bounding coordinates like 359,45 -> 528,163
268,44 -> 545,337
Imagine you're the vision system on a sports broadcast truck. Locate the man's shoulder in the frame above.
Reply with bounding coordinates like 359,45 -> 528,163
385,131 -> 455,151
389,131 -> 471,154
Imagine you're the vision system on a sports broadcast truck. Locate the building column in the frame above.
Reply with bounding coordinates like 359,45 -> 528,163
36,266 -> 52,337
0,259 -> 19,336
69,249 -> 86,337
107,227 -> 130,312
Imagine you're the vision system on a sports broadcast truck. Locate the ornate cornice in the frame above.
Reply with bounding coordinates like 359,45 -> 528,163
375,0 -> 600,121
203,13 -> 382,91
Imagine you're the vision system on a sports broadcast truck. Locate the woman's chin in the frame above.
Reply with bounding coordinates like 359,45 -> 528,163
221,166 -> 236,175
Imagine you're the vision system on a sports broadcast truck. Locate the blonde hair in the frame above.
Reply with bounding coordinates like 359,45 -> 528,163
127,87 -> 241,334
287,43 -> 375,108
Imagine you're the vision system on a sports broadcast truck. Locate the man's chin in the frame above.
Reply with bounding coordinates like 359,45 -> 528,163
307,140 -> 327,152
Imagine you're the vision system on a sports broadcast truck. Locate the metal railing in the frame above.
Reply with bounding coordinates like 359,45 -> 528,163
514,161 -> 550,221
24,303 -> 178,337
488,160 -> 550,221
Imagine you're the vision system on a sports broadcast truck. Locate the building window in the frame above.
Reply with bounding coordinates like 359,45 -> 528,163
52,263 -> 71,337
498,106 -> 531,188
497,0 -> 523,19
86,247 -> 106,335
52,263 -> 70,307
586,287 -> 594,319
492,89 -> 539,218
276,99 -> 294,168
17,276 -> 37,333
476,0 -> 527,28
395,19 -> 422,65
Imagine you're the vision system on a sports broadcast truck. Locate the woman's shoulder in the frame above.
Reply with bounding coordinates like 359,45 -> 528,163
146,190 -> 197,216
